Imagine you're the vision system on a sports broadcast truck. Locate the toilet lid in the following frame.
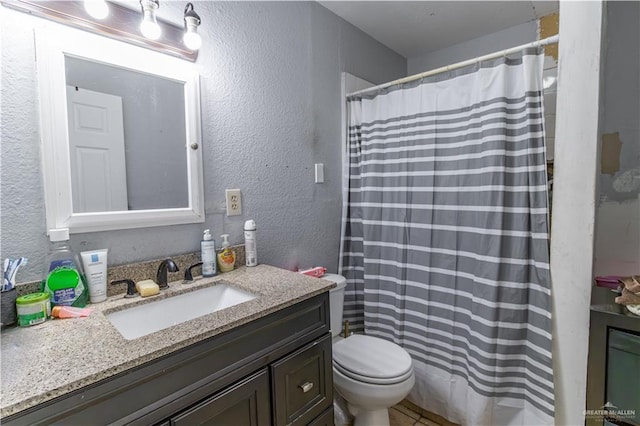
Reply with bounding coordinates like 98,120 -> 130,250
333,335 -> 413,384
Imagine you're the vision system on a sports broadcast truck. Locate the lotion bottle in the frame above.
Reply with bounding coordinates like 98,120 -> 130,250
201,229 -> 217,277
217,234 -> 236,273
244,220 -> 258,267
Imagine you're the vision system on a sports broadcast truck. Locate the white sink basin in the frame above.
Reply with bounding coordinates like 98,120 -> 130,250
106,284 -> 257,340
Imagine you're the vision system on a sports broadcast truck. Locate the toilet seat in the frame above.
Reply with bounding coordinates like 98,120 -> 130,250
333,361 -> 414,385
333,335 -> 413,385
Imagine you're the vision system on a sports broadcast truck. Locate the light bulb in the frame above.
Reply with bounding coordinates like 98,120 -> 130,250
140,18 -> 161,40
139,0 -> 161,40
183,31 -> 202,50
183,3 -> 202,51
84,0 -> 109,20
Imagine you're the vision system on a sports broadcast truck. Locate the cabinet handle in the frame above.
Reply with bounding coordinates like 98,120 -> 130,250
299,382 -> 314,393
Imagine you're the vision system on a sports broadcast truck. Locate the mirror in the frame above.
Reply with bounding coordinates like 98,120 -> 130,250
65,57 -> 189,213
36,22 -> 204,233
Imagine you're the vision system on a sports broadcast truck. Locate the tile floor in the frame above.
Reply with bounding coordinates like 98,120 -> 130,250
389,400 -> 459,426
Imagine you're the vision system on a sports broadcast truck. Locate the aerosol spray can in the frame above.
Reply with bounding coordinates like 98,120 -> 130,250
244,220 -> 258,267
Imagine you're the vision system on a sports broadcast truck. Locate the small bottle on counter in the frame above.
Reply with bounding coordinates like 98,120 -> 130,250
244,220 -> 258,267
201,229 -> 217,277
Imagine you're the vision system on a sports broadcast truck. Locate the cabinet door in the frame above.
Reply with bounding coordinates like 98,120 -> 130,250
271,334 -> 332,426
171,369 -> 271,426
607,329 -> 640,424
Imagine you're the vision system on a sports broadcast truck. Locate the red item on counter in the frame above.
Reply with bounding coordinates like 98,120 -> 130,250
299,267 -> 327,278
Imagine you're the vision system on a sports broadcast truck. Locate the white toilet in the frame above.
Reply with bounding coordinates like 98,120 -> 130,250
323,274 -> 415,426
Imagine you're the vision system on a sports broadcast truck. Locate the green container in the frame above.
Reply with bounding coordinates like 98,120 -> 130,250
16,292 -> 51,327
41,228 -> 88,308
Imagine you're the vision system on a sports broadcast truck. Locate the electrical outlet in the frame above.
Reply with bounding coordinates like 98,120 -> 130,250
225,189 -> 242,216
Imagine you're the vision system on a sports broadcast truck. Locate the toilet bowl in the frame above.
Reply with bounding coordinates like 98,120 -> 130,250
323,274 -> 415,426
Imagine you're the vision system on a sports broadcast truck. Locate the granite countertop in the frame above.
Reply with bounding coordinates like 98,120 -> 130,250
0,265 -> 335,418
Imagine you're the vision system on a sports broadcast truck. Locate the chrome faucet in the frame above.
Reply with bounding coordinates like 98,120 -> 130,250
156,258 -> 179,289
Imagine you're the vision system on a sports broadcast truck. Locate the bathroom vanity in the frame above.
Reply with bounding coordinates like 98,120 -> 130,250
0,266 -> 335,425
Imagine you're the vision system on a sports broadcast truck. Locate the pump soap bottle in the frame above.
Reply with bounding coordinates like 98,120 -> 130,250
201,229 -> 217,277
217,234 -> 236,273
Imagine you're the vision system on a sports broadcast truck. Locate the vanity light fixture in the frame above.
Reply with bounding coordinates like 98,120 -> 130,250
182,3 -> 202,51
84,0 -> 109,19
1,0 -> 199,61
140,0 -> 161,40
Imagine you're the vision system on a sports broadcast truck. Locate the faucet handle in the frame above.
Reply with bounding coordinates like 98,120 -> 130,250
111,279 -> 137,298
183,262 -> 203,283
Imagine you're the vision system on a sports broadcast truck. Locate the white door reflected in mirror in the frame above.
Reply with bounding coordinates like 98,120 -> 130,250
66,86 -> 128,213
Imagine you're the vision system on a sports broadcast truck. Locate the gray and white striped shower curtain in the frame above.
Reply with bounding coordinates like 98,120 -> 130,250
340,49 -> 553,425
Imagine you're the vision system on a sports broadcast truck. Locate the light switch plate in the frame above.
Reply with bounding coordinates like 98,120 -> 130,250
225,189 -> 242,216
315,163 -> 324,183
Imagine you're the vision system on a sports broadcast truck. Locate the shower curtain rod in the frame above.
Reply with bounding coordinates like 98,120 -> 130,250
347,34 -> 559,98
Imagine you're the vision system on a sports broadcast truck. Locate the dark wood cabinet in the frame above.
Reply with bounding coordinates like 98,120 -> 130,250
271,334 -> 332,425
3,293 -> 333,426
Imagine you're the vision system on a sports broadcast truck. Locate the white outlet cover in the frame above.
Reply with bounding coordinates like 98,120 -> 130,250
225,189 -> 242,216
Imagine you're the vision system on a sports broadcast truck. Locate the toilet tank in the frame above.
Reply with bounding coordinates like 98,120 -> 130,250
322,274 -> 347,337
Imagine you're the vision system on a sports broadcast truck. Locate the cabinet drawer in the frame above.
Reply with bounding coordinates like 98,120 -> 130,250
271,333 -> 332,426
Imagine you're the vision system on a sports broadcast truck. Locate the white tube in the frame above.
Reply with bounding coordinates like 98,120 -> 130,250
80,249 -> 108,303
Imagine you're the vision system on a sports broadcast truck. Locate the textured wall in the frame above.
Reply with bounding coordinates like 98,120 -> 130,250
599,1 -> 639,203
0,2 -> 406,282
594,1 -> 640,275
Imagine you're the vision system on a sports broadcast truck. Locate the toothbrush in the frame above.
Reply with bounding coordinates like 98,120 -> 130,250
3,257 -> 27,292
9,257 -> 27,289
2,258 -> 9,292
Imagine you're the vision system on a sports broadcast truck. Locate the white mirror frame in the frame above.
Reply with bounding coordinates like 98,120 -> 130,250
35,23 -> 205,234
